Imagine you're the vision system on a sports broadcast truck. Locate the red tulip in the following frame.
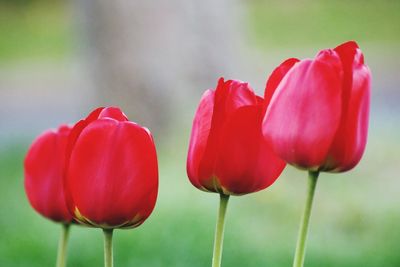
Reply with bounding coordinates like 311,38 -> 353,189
187,78 -> 286,195
263,41 -> 371,172
24,125 -> 73,223
65,107 -> 158,229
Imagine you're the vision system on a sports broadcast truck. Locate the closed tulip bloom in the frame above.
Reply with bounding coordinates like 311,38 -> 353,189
24,125 -> 73,223
25,125 -> 73,267
187,78 -> 285,267
187,78 -> 286,195
263,41 -> 371,172
65,107 -> 158,229
262,41 -> 371,267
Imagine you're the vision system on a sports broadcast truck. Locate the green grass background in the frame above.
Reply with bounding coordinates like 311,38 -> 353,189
0,0 -> 399,266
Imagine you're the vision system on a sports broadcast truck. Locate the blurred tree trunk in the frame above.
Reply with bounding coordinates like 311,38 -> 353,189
76,0 -> 243,138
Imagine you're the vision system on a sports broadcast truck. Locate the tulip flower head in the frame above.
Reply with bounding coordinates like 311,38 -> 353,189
65,107 -> 158,229
187,78 -> 286,195
24,125 -> 73,223
263,41 -> 371,172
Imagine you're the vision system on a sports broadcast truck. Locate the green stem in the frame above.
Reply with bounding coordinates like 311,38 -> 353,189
103,229 -> 114,267
56,223 -> 70,267
293,171 -> 319,267
212,193 -> 230,267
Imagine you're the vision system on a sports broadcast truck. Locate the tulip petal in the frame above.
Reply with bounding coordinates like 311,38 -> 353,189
24,126 -> 72,222
68,119 -> 158,227
263,50 -> 343,169
187,89 -> 215,189
98,107 -> 129,121
323,42 -> 371,171
65,107 -> 128,176
264,58 -> 299,108
216,105 -> 285,195
65,107 -> 105,168
224,79 -> 258,115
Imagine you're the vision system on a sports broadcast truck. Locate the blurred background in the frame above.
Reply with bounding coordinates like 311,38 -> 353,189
0,0 -> 399,266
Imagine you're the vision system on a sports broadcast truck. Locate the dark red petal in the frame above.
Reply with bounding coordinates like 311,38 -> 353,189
67,119 -> 158,227
333,41 -> 360,120
86,107 -> 105,122
187,89 -> 215,189
255,95 -> 264,105
323,44 -> 371,171
264,58 -> 299,108
24,126 -> 72,223
215,105 -> 285,195
263,50 -> 343,169
65,107 -> 104,165
334,41 -> 361,65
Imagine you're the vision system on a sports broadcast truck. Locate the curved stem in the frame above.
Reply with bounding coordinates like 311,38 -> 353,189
212,193 -> 230,267
56,223 -> 70,267
103,229 -> 114,267
293,171 -> 319,267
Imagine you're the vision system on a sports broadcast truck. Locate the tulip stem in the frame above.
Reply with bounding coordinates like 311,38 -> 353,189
293,171 -> 319,267
103,229 -> 114,267
56,223 -> 70,267
212,193 -> 230,267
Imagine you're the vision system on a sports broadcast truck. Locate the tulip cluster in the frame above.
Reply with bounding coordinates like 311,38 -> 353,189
187,41 -> 370,267
24,41 -> 370,267
24,107 -> 158,267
